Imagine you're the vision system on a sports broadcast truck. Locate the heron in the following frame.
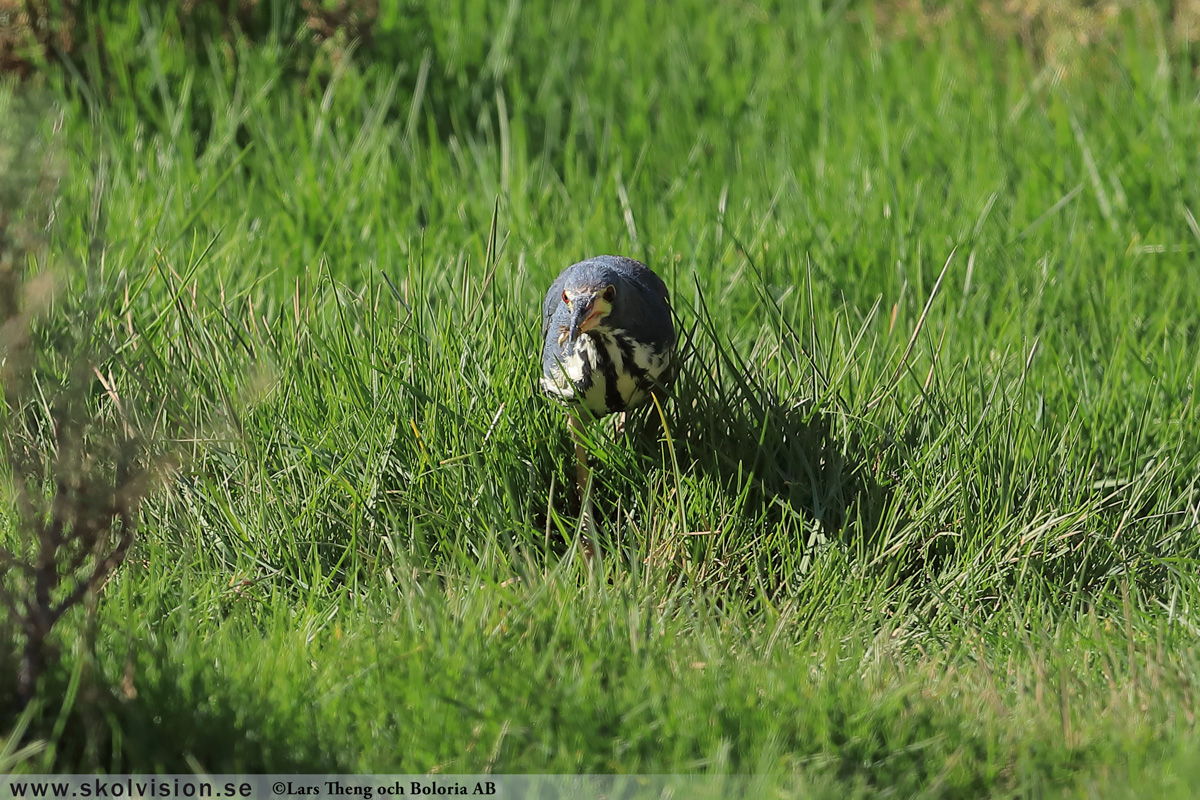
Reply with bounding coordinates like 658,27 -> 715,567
539,255 -> 677,550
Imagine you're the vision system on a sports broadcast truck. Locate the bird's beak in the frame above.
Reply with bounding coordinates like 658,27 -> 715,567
567,296 -> 597,342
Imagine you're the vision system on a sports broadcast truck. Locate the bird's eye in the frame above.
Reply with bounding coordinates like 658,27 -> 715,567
562,290 -> 569,306
603,285 -> 616,303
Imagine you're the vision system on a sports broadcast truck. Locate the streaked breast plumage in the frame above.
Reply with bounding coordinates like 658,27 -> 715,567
539,256 -> 676,418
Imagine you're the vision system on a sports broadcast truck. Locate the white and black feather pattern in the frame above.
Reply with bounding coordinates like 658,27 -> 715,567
539,256 -> 676,417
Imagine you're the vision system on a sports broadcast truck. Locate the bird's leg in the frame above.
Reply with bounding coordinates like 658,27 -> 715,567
612,410 -> 628,437
568,413 -> 596,559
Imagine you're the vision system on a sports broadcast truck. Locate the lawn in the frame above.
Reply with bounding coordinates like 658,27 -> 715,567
2,1 -> 1200,795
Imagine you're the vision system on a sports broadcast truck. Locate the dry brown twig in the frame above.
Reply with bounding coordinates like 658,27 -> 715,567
0,96 -> 179,707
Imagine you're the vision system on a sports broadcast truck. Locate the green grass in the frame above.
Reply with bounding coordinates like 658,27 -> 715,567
3,0 -> 1200,795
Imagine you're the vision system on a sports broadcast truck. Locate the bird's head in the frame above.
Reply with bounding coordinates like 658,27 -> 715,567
562,279 -> 618,343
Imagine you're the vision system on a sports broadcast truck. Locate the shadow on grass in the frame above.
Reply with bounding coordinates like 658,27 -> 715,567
559,289 -> 893,597
627,359 -> 889,592
1,648 -> 343,773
